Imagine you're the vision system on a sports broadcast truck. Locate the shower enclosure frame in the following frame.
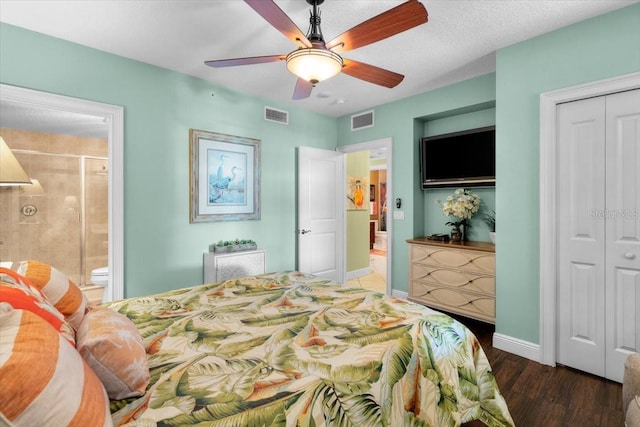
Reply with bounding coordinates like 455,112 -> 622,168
11,149 -> 109,287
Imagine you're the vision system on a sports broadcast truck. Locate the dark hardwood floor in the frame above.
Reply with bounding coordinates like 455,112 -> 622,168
452,314 -> 624,427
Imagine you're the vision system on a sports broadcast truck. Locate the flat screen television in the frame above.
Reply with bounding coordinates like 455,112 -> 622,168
420,126 -> 495,188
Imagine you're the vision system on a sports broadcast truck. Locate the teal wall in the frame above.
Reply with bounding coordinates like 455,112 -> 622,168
337,3 -> 640,346
423,108 -> 495,136
1,3 -> 638,346
495,4 -> 640,343
337,74 -> 497,297
0,23 -> 337,298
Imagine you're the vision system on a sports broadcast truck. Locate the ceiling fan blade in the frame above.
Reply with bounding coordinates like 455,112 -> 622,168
326,0 -> 428,54
205,55 -> 285,68
245,0 -> 312,48
342,59 -> 404,88
292,78 -> 314,100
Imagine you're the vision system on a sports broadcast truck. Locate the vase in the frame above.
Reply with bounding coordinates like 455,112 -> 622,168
450,223 -> 463,243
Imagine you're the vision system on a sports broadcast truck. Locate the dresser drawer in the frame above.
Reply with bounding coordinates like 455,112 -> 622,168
409,281 -> 495,323
411,263 -> 495,295
410,245 -> 495,274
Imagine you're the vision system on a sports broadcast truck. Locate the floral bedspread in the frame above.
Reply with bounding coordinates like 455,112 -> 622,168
106,272 -> 514,427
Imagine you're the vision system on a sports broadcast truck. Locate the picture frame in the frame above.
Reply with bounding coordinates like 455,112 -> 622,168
370,184 -> 375,202
189,129 -> 261,223
346,175 -> 368,211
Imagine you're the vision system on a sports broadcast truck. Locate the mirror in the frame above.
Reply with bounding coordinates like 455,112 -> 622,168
0,84 -> 123,302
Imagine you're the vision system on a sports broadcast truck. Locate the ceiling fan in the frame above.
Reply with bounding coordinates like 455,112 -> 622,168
205,0 -> 428,100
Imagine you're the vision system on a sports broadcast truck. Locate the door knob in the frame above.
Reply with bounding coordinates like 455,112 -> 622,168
624,252 -> 636,260
300,229 -> 312,234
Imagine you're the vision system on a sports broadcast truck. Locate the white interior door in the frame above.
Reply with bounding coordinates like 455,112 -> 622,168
297,147 -> 344,282
557,89 -> 640,382
557,96 -> 607,377
604,89 -> 640,382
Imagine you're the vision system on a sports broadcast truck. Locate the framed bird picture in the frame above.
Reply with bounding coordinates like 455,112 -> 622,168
189,129 -> 261,223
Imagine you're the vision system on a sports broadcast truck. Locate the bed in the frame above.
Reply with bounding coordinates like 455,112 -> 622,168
104,271 -> 514,427
0,266 -> 513,426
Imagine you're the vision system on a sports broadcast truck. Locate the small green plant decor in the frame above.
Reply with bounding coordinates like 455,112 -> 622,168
210,239 -> 257,253
482,210 -> 496,244
482,210 -> 496,232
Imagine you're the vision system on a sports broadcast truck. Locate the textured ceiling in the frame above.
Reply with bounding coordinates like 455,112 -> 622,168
0,0 -> 637,123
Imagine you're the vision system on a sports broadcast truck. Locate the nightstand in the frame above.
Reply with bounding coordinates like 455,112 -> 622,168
203,249 -> 266,283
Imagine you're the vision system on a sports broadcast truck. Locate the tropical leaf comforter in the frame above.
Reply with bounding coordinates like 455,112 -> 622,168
106,271 -> 514,427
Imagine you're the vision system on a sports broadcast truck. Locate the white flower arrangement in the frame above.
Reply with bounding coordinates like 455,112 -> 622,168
436,188 -> 481,232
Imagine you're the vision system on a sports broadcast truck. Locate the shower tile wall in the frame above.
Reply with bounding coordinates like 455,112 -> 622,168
0,127 -> 108,285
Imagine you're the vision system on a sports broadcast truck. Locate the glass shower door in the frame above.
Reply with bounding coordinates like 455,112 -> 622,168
84,157 -> 109,285
11,152 -> 82,283
0,152 -> 109,286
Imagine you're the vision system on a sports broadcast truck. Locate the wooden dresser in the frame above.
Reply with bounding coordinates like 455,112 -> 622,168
407,238 -> 495,324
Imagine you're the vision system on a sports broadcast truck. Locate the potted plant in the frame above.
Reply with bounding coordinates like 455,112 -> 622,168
210,239 -> 257,253
482,210 -> 496,244
437,188 -> 481,242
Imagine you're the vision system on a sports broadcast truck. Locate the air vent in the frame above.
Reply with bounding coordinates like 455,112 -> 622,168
351,110 -> 374,131
264,106 -> 289,125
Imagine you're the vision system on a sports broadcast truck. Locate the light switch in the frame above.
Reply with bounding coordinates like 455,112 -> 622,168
393,211 -> 405,220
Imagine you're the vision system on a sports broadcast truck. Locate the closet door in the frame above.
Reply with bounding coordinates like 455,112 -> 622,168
604,89 -> 640,382
556,97 -> 607,377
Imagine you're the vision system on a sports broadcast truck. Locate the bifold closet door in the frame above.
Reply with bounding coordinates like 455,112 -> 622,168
604,89 -> 640,383
557,89 -> 640,382
557,96 -> 607,378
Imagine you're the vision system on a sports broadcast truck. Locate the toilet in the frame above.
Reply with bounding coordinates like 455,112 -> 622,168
90,266 -> 109,287
374,231 -> 387,251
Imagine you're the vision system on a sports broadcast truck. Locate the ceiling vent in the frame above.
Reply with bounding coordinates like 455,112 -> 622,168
264,106 -> 289,125
351,110 -> 374,131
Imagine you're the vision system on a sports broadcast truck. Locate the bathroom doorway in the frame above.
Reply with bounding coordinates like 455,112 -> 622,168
364,152 -> 387,293
0,84 -> 123,302
339,138 -> 391,295
0,128 -> 108,287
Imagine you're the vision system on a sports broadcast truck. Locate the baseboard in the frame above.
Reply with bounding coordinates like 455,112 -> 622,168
391,289 -> 408,300
492,333 -> 540,362
345,267 -> 371,281
390,294 -> 541,363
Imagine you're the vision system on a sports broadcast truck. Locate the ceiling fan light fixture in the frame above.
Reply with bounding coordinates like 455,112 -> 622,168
286,48 -> 343,84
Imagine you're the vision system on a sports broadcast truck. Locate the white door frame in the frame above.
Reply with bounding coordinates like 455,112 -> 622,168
0,84 -> 124,302
539,72 -> 640,366
337,137 -> 392,295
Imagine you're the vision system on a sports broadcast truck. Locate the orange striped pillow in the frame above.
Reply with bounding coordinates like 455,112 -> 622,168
0,307 -> 113,427
76,306 -> 150,400
0,268 -> 75,346
17,260 -> 88,330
